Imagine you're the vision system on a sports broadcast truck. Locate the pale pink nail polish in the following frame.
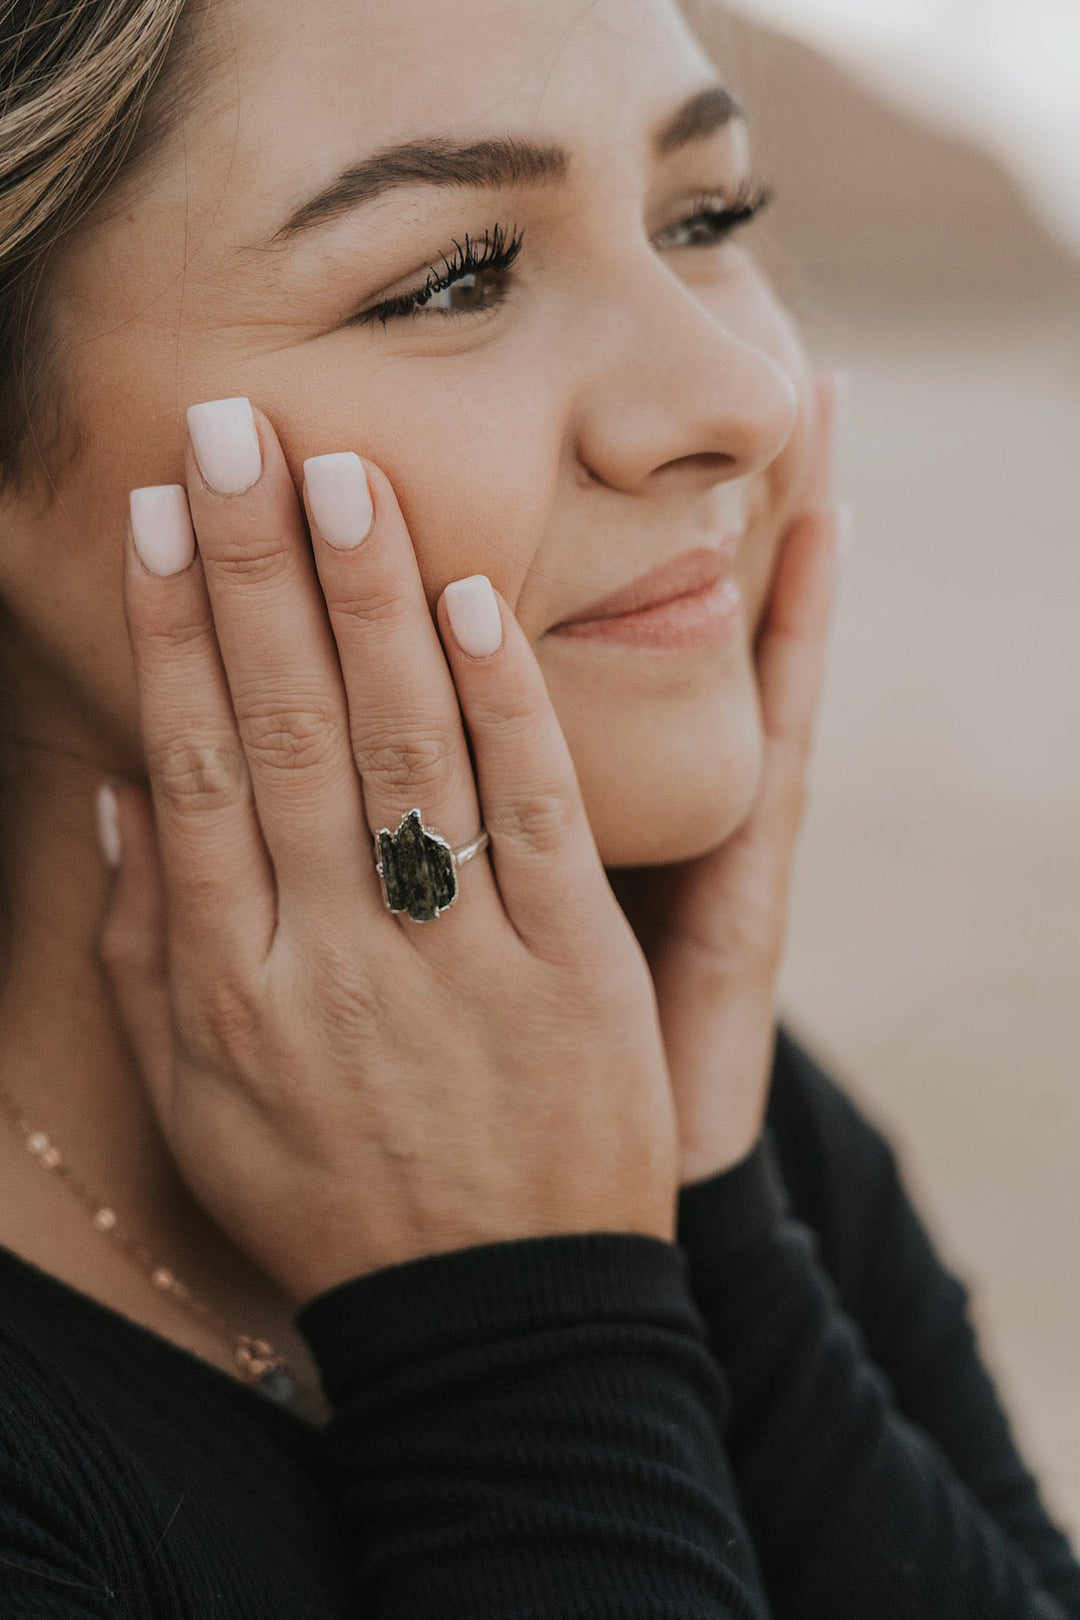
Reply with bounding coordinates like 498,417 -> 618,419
129,485 -> 196,576
96,783 -> 121,868
444,575 -> 503,658
186,397 -> 262,495
303,453 -> 374,549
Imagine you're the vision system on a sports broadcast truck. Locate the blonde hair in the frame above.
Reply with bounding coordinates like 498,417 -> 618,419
0,0 -> 192,489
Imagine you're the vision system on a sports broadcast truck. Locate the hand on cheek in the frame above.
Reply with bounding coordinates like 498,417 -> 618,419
613,373 -> 850,1184
101,399 -> 683,1306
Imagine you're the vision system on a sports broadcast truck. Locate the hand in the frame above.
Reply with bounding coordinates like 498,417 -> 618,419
97,401 -> 679,1309
608,375 -> 848,1185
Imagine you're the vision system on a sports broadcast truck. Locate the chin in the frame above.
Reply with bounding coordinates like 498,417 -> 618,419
570,669 -> 766,869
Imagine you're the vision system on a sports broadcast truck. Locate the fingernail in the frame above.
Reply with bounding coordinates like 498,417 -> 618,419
836,500 -> 855,559
96,782 -> 121,868
444,575 -> 503,658
186,397 -> 262,495
129,485 -> 196,576
303,453 -> 374,549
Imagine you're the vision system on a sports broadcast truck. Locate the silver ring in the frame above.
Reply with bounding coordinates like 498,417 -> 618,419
373,808 -> 490,923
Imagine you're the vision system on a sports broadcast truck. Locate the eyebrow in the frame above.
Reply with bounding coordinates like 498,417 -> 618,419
269,83 -> 744,245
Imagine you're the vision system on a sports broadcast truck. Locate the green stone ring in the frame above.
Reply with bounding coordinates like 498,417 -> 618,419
373,808 -> 491,923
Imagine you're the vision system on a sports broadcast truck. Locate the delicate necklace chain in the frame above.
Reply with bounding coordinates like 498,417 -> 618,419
0,1082 -> 316,1411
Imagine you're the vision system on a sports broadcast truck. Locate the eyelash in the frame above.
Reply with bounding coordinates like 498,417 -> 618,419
354,179 -> 773,330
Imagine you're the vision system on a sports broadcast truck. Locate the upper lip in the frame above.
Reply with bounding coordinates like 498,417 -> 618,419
549,538 -> 741,628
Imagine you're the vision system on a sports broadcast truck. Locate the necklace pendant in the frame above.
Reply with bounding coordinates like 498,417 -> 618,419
234,1336 -> 296,1405
236,1333 -> 282,1379
0,1094 -> 306,1410
235,1336 -> 298,1406
255,1364 -> 296,1405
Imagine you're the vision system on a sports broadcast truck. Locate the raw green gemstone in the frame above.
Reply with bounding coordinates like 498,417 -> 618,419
377,808 -> 458,922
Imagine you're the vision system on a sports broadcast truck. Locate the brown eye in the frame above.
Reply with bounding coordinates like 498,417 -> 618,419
423,265 -> 506,315
657,182 -> 773,251
355,223 -> 525,329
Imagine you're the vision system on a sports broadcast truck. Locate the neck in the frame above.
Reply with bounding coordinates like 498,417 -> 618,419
0,632 -> 292,1337
0,648 -> 162,1200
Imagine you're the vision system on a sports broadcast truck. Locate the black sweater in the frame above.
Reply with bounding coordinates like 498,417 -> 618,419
0,1024 -> 1076,1618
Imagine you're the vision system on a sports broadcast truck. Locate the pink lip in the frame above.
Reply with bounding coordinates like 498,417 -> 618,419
546,538 -> 744,652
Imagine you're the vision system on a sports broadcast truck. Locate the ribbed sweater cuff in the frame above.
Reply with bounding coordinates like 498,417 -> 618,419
295,1230 -> 706,1404
290,1233 -> 769,1617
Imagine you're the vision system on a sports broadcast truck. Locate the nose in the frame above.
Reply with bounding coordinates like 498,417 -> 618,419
570,258 -> 799,497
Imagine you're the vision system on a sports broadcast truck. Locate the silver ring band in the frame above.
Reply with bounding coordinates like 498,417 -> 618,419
449,826 -> 491,868
373,808 -> 489,922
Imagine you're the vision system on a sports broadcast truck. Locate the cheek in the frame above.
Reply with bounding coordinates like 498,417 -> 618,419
271,360 -> 557,614
544,645 -> 767,866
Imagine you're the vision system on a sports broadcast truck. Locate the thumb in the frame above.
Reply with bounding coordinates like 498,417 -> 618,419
95,779 -> 175,1126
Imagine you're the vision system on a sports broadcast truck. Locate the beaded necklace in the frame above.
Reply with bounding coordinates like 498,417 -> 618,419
0,1084 -> 319,1411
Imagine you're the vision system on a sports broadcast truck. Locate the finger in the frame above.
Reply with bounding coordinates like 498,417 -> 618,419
96,780 -> 175,1126
124,485 -> 275,969
435,575 -> 613,959
303,453 -> 504,934
183,400 -> 390,926
753,506 -> 846,850
801,372 -> 847,516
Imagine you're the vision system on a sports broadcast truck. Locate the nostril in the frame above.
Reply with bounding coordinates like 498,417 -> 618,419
660,451 -> 737,477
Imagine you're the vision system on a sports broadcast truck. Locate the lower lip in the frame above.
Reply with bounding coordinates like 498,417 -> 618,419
549,575 -> 743,651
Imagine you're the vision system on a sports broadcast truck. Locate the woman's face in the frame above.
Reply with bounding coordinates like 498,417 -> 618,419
3,0 -> 814,867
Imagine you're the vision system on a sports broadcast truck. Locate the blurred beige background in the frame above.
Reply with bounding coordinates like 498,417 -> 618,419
704,16 -> 1080,1534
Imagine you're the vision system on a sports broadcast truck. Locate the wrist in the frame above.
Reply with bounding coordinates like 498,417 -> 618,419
679,1123 -> 765,1189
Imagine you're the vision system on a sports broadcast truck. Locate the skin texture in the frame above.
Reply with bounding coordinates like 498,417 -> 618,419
0,0 -> 837,1417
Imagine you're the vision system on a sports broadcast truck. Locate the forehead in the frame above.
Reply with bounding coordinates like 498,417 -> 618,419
181,0 -> 719,217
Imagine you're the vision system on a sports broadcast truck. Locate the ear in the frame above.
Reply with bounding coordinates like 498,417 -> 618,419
95,779 -> 176,1126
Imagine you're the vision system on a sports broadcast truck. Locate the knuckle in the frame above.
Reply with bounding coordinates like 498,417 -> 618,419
723,909 -> 780,976
488,789 -> 575,858
353,722 -> 453,797
332,577 -> 403,632
677,909 -> 777,986
238,701 -> 345,775
132,602 -> 214,661
146,734 -> 248,812
470,680 -> 540,741
309,948 -> 386,1048
208,541 -> 292,587
173,968 -> 261,1069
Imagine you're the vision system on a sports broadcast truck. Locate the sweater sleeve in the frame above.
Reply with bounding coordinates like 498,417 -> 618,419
0,1465 -> 121,1618
294,1229 -> 774,1619
0,1331 -> 145,1619
675,1131 -> 1080,1620
765,1025 -> 1080,1609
